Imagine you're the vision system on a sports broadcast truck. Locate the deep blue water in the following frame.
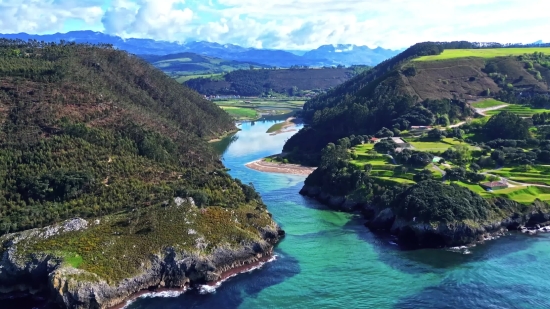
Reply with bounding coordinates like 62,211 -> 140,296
6,120 -> 550,309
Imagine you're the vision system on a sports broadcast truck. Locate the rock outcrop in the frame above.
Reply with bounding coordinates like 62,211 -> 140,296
300,184 -> 550,249
0,219 -> 284,309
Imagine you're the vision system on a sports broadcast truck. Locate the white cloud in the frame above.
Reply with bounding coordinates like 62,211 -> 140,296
0,0 -> 103,33
1,0 -> 549,49
102,0 -> 194,39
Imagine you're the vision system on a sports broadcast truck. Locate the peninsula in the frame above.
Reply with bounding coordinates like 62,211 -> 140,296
283,42 -> 550,248
0,41 -> 283,308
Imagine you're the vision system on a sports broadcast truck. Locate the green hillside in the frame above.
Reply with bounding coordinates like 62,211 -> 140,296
283,42 -> 550,165
184,66 -> 370,97
0,41 -> 269,236
415,47 -> 550,61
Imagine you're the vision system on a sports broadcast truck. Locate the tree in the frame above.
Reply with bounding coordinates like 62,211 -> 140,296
427,129 -> 445,140
444,144 -> 472,165
446,167 -> 467,182
470,163 -> 481,172
374,138 -> 397,154
413,169 -> 434,182
375,127 -> 394,138
484,111 -> 530,140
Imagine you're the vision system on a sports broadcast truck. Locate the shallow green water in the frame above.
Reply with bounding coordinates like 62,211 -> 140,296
126,120 -> 550,309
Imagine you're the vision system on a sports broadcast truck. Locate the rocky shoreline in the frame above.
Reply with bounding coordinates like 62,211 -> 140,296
0,218 -> 285,309
109,254 -> 277,309
299,184 -> 550,249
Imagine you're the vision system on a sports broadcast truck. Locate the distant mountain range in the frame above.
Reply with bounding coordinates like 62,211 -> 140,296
0,31 -> 400,67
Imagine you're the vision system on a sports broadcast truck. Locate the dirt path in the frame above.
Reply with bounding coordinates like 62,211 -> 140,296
245,159 -> 316,176
482,171 -> 550,189
474,105 -> 509,116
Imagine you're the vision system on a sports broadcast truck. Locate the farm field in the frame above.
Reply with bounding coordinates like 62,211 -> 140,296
176,74 -> 223,83
484,104 -> 549,117
414,47 -> 550,62
471,99 -> 509,109
216,99 -> 305,120
406,137 -> 475,152
220,106 -> 258,119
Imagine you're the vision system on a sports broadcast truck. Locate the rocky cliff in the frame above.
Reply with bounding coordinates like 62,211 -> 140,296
0,214 -> 284,308
299,184 -> 550,249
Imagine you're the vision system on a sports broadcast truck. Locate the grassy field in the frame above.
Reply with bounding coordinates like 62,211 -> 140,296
485,104 -> 549,117
216,99 -> 305,121
471,99 -> 509,109
176,74 -> 223,83
407,137 -> 474,152
414,48 -> 550,62
220,106 -> 258,119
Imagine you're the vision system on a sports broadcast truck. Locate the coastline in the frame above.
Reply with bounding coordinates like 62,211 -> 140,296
245,159 -> 316,176
111,254 -> 276,309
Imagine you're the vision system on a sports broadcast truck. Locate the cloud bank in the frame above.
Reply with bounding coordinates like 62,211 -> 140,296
0,0 -> 548,50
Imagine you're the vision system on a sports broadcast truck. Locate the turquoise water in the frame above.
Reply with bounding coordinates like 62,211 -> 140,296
125,120 -> 550,309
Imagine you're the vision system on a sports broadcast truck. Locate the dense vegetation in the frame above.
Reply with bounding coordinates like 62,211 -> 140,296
391,180 -> 492,223
184,66 -> 369,96
0,40 -> 256,234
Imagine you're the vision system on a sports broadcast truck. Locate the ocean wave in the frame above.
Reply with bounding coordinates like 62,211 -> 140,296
200,254 -> 279,294
122,289 -> 187,308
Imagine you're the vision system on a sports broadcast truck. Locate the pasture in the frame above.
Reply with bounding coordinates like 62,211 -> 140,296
471,99 -> 509,109
220,106 -> 258,119
484,104 -> 549,117
414,47 -> 550,62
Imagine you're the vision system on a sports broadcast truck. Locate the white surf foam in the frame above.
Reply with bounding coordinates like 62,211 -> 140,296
199,254 -> 278,294
122,289 -> 186,308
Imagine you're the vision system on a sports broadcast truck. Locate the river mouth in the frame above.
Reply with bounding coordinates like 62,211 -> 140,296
9,120 -> 550,309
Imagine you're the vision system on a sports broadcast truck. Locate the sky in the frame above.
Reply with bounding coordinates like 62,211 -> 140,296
0,0 -> 549,50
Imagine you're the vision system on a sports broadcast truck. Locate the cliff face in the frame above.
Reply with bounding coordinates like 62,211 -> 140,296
300,184 -> 550,248
0,216 -> 284,309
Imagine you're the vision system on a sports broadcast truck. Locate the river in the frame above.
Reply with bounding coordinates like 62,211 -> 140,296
124,120 -> 550,309
8,120 -> 550,309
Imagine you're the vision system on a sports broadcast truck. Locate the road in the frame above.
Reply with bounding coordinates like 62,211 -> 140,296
481,171 -> 550,189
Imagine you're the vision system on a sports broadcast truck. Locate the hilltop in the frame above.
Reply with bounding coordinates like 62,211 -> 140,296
0,40 -> 282,308
139,52 -> 271,82
184,66 -> 370,97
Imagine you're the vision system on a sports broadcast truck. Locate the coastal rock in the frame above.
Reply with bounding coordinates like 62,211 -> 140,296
0,219 -> 284,309
299,185 -> 321,197
368,208 -> 395,230
327,195 -> 345,208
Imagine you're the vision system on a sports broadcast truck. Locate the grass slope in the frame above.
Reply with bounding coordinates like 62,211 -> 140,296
414,48 -> 550,61
471,99 -> 509,108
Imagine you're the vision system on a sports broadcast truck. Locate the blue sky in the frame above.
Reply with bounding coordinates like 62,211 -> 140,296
0,0 -> 548,50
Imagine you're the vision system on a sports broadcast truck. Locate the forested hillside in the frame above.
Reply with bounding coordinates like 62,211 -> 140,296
184,66 -> 370,96
284,42 -> 550,164
0,40 -> 251,234
139,52 -> 270,80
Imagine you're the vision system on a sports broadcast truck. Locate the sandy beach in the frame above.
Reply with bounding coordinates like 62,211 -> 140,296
245,159 -> 316,176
